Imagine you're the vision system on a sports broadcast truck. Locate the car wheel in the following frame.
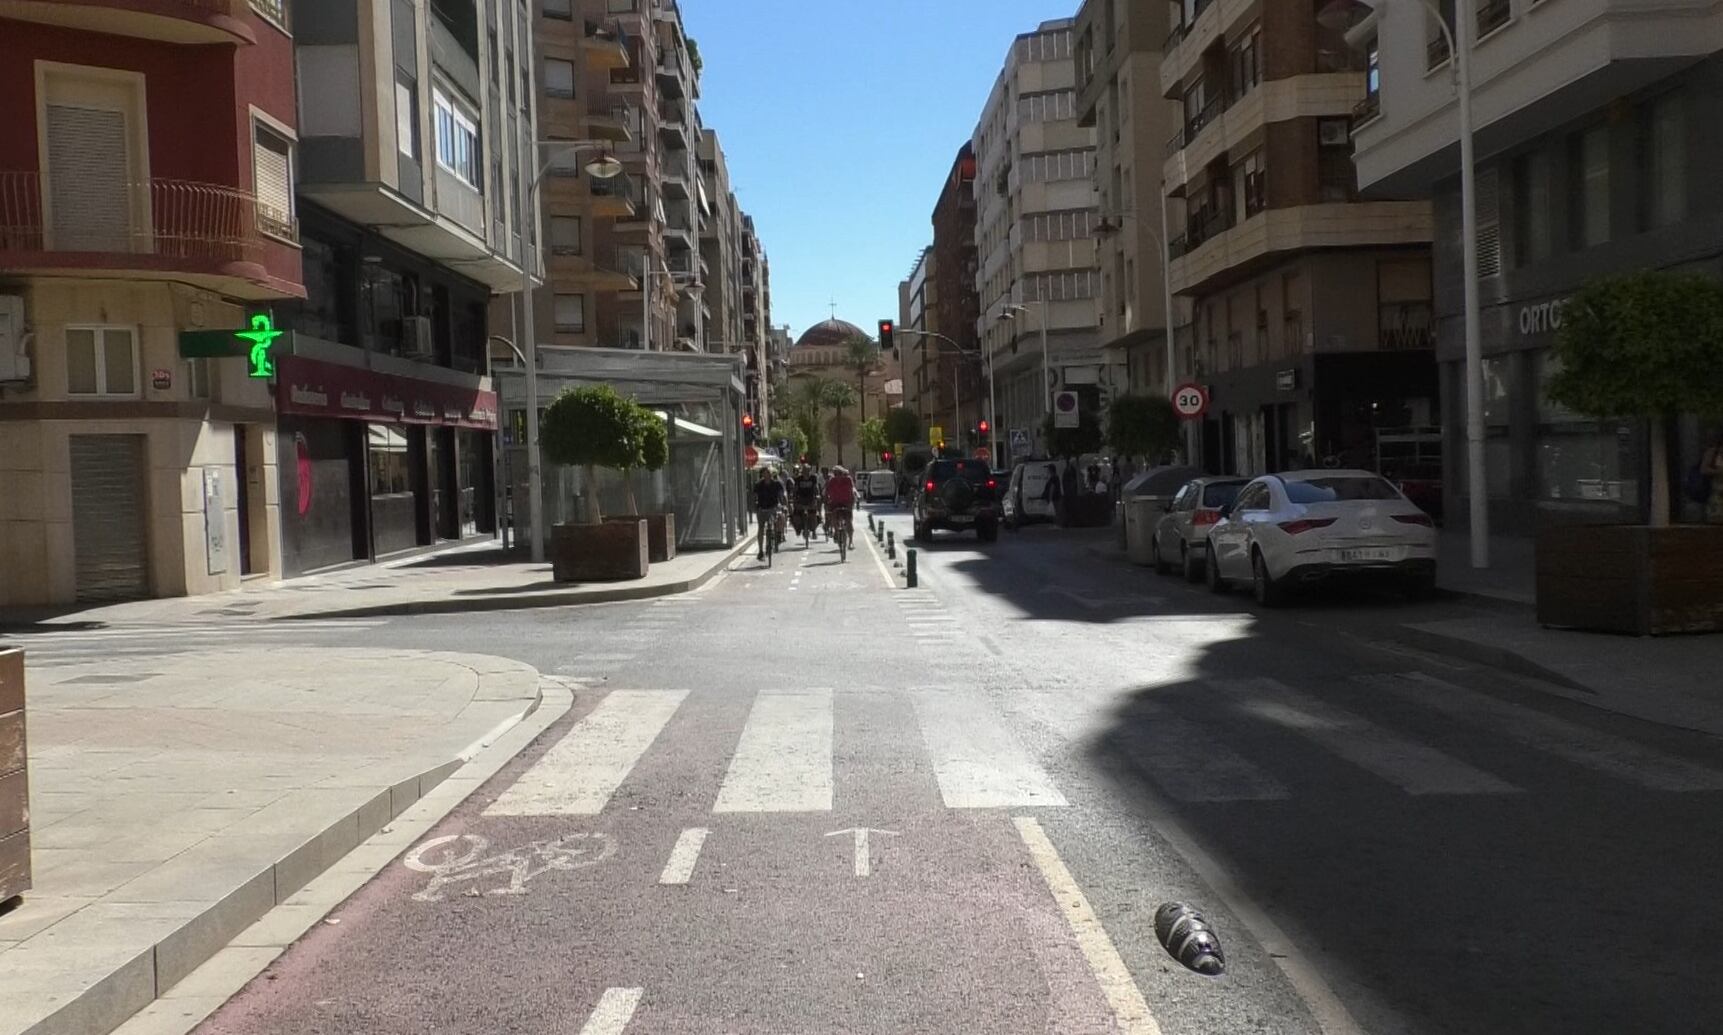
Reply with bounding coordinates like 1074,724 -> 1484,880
1252,550 -> 1286,608
1182,542 -> 1204,583
977,519 -> 999,543
1151,533 -> 1172,575
1206,548 -> 1230,594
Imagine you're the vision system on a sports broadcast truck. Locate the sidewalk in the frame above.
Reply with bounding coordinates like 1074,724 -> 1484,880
0,647 -> 552,1035
1435,529 -> 1536,606
0,539 -> 750,630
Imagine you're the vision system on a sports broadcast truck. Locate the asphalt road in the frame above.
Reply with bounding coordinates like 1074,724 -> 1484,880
32,504 -> 1719,1033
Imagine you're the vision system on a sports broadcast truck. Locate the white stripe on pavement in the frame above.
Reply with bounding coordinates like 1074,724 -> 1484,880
1014,817 -> 1163,1035
1218,677 -> 1519,796
713,690 -> 834,813
658,828 -> 709,885
484,690 -> 687,816
913,692 -> 1067,808
1118,710 -> 1290,803
1363,671 -> 1723,792
577,987 -> 643,1035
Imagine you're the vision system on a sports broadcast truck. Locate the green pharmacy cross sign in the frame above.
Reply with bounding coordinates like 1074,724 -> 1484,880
178,314 -> 289,378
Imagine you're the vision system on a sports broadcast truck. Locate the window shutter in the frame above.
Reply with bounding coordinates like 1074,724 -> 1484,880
254,132 -> 293,236
47,104 -> 133,252
1473,166 -> 1502,279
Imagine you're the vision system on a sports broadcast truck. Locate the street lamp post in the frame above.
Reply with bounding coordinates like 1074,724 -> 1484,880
1320,0 -> 1488,568
516,140 -> 623,563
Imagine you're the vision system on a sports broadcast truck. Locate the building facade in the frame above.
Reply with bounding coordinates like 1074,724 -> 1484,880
1352,0 -> 1723,532
786,318 -> 900,469
1161,0 -> 1435,478
1074,0 -> 1181,397
930,145 -> 986,451
974,19 -> 1105,466
0,0 -> 304,605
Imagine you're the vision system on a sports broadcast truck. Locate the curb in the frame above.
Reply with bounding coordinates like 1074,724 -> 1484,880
274,540 -> 752,621
17,664 -> 567,1035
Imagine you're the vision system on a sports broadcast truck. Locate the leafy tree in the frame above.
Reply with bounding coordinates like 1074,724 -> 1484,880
783,424 -> 810,465
882,406 -> 922,450
788,379 -> 829,465
1041,407 -> 1104,459
626,406 -> 670,514
541,384 -> 648,522
858,417 -> 890,465
1106,394 -> 1181,464
821,380 -> 859,467
845,336 -> 878,423
1549,271 -> 1723,525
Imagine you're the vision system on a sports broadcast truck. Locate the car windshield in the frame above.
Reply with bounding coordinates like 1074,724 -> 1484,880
1201,483 -> 1244,508
1284,476 -> 1402,503
930,460 -> 992,482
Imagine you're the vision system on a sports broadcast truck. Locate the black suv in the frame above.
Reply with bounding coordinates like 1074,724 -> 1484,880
912,459 -> 1000,542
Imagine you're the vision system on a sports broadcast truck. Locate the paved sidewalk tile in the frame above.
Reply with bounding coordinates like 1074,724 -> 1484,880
0,647 -> 542,1035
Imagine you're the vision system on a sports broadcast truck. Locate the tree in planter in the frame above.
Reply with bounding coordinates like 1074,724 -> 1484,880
1106,394 -> 1182,466
1548,271 -> 1723,525
1041,406 -> 1104,460
882,406 -> 922,451
540,384 -> 646,524
858,417 -> 890,467
622,405 -> 670,515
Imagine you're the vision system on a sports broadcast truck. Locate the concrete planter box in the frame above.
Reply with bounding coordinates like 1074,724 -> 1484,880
1536,524 -> 1723,635
1058,493 -> 1115,529
553,520 -> 650,582
606,512 -> 676,563
0,648 -> 28,906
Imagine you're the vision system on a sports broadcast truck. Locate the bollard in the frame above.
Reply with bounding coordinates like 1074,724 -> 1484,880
906,547 -> 918,588
1153,902 -> 1225,976
868,512 -> 876,531
887,531 -> 896,559
876,523 -> 884,544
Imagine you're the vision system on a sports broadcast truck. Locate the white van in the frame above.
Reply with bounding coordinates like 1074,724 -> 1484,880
1003,460 -> 1061,527
863,470 -> 898,502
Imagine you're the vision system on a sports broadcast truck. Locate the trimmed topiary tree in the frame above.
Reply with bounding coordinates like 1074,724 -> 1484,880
883,406 -> 922,451
1548,271 -> 1723,526
1041,406 -> 1104,459
540,384 -> 646,524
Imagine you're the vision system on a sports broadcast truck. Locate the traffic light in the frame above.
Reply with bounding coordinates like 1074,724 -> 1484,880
742,413 -> 754,430
741,412 -> 756,443
878,319 -> 895,353
978,419 -> 990,439
882,451 -> 893,464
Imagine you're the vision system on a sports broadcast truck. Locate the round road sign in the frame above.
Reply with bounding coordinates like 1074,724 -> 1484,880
1172,382 -> 1209,421
973,446 -> 992,463
745,445 -> 760,468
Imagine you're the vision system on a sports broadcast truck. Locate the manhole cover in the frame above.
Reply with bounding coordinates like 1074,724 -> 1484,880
61,673 -> 160,685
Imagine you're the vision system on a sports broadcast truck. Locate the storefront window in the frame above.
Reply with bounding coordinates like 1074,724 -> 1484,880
368,425 -> 413,495
1533,352 -> 1637,503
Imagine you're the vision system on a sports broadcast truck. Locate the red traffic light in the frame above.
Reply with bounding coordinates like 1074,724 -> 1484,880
978,420 -> 990,435
742,413 -> 755,429
880,321 -> 893,332
882,451 -> 893,463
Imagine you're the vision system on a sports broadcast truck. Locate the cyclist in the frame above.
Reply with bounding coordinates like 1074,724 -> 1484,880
824,465 -> 857,552
753,468 -> 784,561
791,464 -> 822,542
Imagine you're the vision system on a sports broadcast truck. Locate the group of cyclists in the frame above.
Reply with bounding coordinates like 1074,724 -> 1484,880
753,463 -> 856,564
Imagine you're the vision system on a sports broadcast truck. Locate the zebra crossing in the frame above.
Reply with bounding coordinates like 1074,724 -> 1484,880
477,673 -> 1723,819
896,589 -> 962,646
0,617 -> 393,666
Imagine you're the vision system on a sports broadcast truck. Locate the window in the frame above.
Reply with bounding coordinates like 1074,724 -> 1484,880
550,215 -> 582,254
187,357 -> 212,400
253,124 -> 295,240
434,89 -> 481,187
1642,92 -> 1686,229
249,0 -> 285,26
1020,149 -> 1095,184
544,0 -> 571,18
65,326 -> 137,396
554,293 -> 586,333
1573,124 -> 1609,248
395,79 -> 419,159
1513,148 -> 1552,265
544,58 -> 575,99
1229,25 -> 1262,99
1017,90 -> 1075,122
1284,476 -> 1402,502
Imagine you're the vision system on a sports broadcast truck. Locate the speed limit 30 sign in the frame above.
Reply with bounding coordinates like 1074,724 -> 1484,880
1171,382 -> 1209,421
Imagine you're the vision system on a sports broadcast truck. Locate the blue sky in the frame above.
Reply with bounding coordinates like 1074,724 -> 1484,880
680,0 -> 1077,343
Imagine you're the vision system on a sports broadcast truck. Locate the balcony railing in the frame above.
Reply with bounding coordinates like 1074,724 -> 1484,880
0,171 -> 291,262
1380,302 -> 1435,350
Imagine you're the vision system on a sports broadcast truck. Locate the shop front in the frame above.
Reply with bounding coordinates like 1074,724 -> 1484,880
274,351 -> 498,576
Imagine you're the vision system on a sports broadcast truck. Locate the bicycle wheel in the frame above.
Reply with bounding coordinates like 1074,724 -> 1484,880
838,520 -> 848,562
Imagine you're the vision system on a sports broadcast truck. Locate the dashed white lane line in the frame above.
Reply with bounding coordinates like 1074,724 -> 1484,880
658,827 -> 709,885
577,987 -> 644,1035
1014,817 -> 1163,1035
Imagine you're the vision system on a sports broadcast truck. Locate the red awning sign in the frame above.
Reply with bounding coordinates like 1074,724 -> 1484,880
275,356 -> 498,430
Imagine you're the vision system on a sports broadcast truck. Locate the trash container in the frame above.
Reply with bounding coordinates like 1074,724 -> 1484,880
0,648 -> 28,905
1125,496 -> 1160,566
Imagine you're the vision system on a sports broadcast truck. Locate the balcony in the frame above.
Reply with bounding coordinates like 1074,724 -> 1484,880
1161,0 -> 1251,98
0,171 -> 301,299
663,217 -> 693,250
589,174 -> 637,219
1169,200 -> 1432,296
656,47 -> 688,99
657,111 -> 689,152
0,0 -> 258,46
581,20 -> 631,70
661,167 -> 691,200
608,66 -> 646,96
1164,73 -> 1369,193
549,245 -> 638,292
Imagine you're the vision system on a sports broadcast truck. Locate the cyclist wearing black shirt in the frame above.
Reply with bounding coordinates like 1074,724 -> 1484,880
753,469 -> 785,561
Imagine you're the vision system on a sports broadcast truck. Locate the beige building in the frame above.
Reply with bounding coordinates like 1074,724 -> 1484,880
786,318 -> 901,469
1074,0 -> 1182,397
1160,0 -> 1434,476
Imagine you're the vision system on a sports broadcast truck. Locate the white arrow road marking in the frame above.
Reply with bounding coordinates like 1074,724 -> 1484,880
825,827 -> 899,877
578,987 -> 643,1035
658,827 -> 709,885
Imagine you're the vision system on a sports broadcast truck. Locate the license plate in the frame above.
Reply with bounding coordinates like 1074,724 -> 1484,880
1337,548 -> 1395,563
949,515 -> 974,525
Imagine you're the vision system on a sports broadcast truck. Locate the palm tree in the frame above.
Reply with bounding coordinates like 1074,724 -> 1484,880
820,380 -> 858,468
844,336 -> 878,425
790,378 -> 829,464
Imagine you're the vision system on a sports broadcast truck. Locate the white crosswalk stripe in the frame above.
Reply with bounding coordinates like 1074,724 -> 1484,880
485,690 -> 688,816
1215,677 -> 1520,796
713,689 -> 834,813
1359,671 -> 1723,792
912,691 -> 1067,808
1114,707 -> 1290,803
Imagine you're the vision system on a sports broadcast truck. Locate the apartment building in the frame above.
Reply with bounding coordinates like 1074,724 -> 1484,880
1162,0 -> 1434,478
900,248 -> 931,427
699,129 -> 744,359
1350,0 -> 1723,532
0,0 -> 305,604
930,144 -> 986,450
974,19 -> 1105,465
739,214 -> 770,419
1074,0 -> 1181,396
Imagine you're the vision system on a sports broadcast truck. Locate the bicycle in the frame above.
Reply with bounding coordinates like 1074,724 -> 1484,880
830,506 -> 852,562
756,509 -> 777,566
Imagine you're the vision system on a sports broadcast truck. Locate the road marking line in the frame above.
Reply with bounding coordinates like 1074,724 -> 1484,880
484,690 -> 687,816
1014,817 -> 1162,1035
861,527 -> 899,589
826,827 -> 897,877
913,692 -> 1067,808
1364,671 -> 1723,792
658,827 -> 709,885
713,690 -> 834,813
1217,677 -> 1519,796
577,987 -> 643,1035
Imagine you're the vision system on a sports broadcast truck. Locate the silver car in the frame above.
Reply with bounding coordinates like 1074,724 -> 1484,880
1150,477 -> 1248,582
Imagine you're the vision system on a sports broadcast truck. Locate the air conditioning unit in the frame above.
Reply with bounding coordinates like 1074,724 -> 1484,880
401,316 -> 435,358
1318,119 -> 1352,147
0,295 -> 31,385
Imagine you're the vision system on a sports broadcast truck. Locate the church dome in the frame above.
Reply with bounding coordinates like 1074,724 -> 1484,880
793,318 -> 871,351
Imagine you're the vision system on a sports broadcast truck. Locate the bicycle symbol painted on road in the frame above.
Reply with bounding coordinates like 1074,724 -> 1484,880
403,832 -> 617,902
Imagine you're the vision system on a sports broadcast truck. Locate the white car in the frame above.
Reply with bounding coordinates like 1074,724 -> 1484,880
1205,470 -> 1437,606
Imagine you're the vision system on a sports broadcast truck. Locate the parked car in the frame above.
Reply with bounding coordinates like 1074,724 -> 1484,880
912,458 -> 1000,542
862,470 -> 898,502
1205,470 -> 1437,606
1002,460 -> 1060,528
1151,477 -> 1248,582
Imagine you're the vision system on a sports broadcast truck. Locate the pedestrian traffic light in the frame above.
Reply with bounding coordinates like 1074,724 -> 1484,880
878,319 -> 894,353
978,419 -> 990,439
